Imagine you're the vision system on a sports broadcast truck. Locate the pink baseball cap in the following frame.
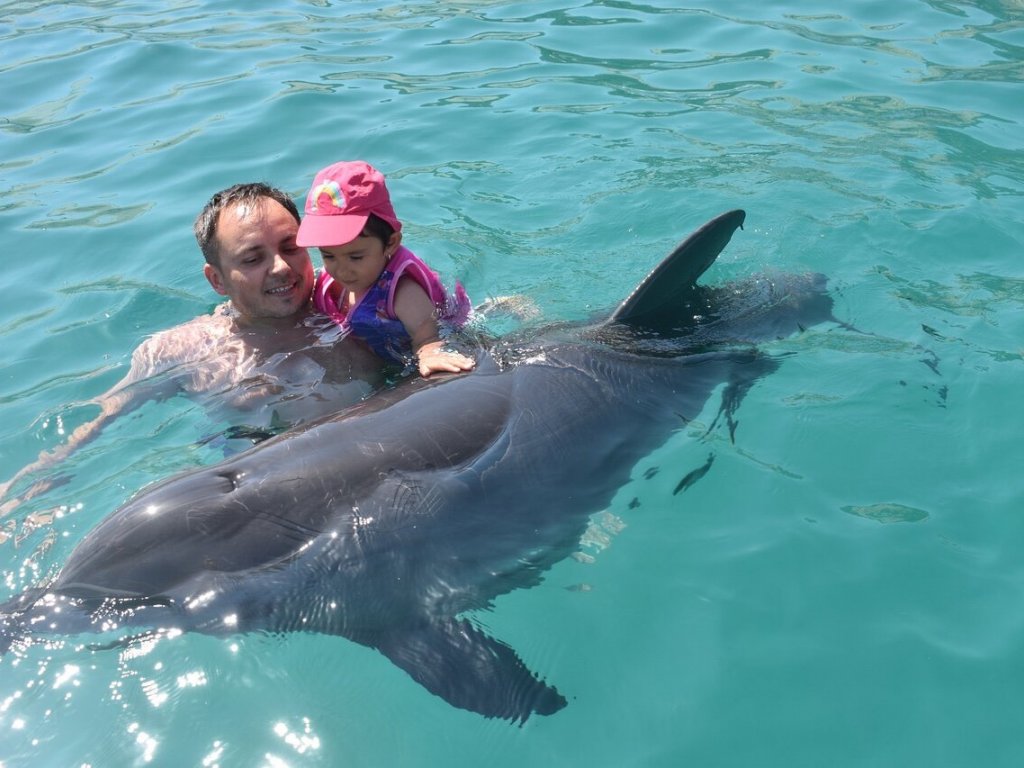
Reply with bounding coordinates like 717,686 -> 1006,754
296,160 -> 402,247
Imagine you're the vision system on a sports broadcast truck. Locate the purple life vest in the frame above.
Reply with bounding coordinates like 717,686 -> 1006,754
313,246 -> 471,362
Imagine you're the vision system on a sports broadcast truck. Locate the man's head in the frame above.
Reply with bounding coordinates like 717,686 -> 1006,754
194,183 -> 300,268
195,183 -> 315,324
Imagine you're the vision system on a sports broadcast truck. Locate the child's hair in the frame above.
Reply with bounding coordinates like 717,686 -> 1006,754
362,213 -> 396,247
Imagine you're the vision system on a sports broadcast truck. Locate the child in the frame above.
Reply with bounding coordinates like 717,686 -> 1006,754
296,161 -> 475,377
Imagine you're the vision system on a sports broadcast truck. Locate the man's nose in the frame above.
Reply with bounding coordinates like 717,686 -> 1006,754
269,252 -> 291,272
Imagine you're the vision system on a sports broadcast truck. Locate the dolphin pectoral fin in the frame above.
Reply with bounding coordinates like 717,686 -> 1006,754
705,352 -> 781,442
374,618 -> 567,723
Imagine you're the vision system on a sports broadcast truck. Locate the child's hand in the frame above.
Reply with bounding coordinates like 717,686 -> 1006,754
416,340 -> 476,378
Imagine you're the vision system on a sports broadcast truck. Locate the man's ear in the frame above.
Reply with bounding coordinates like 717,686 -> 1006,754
204,263 -> 228,296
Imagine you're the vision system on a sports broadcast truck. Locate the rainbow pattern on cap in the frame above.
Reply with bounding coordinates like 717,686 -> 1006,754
311,180 -> 345,212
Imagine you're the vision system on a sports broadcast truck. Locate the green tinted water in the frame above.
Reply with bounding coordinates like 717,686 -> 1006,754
1,1 -> 1023,766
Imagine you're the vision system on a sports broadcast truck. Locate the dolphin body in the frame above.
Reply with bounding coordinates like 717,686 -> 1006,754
0,210 -> 833,722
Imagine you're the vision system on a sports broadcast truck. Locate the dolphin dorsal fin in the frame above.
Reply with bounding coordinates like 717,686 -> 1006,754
608,209 -> 746,329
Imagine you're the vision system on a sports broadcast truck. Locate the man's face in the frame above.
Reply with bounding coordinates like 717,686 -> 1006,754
204,198 -> 314,323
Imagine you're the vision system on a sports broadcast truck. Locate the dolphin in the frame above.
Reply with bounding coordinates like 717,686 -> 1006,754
0,210 -> 834,722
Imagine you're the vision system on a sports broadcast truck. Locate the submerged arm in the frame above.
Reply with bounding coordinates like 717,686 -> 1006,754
1,337 -> 181,510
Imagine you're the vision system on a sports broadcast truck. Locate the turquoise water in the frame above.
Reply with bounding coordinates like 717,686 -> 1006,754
2,1 -> 1023,765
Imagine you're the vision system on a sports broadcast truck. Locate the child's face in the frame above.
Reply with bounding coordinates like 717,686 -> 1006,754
319,234 -> 392,295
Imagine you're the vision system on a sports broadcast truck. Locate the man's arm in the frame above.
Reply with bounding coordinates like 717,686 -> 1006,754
0,337 -> 181,510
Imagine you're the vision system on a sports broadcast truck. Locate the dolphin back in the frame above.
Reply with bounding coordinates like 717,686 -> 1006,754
609,209 -> 746,330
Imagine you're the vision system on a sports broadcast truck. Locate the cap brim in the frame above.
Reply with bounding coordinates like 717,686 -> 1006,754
296,213 -> 368,247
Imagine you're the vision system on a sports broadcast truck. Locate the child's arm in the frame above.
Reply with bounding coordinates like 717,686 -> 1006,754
393,278 -> 476,377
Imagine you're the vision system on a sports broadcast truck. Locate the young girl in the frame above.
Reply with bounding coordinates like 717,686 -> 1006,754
296,161 -> 475,377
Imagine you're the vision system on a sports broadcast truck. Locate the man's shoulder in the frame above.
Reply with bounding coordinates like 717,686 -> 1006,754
133,309 -> 234,367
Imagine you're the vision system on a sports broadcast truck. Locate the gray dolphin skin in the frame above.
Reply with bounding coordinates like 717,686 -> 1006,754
0,210 -> 835,722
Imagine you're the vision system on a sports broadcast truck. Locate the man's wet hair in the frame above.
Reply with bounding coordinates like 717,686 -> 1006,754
194,182 -> 301,268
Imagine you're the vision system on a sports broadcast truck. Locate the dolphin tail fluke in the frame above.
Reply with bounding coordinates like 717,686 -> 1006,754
375,618 -> 566,723
609,209 -> 746,331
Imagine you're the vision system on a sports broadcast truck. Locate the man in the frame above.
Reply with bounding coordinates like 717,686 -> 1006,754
1,183 -> 385,507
